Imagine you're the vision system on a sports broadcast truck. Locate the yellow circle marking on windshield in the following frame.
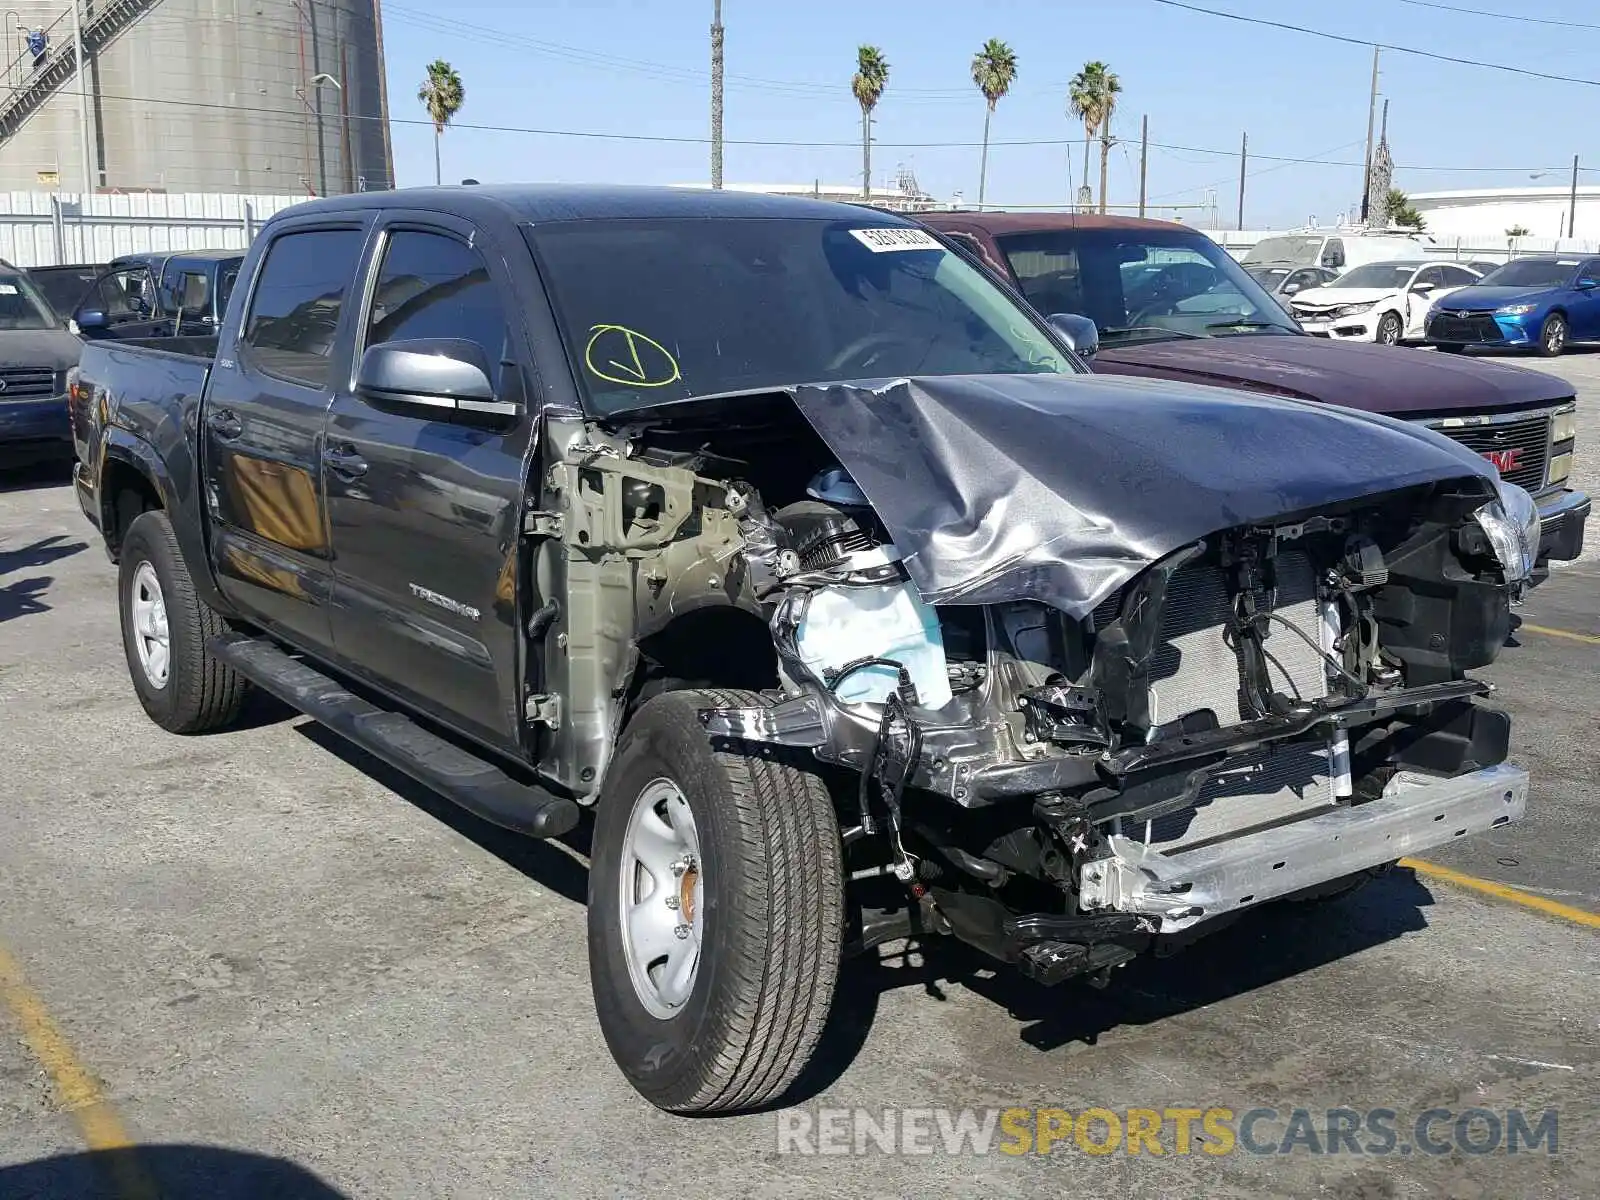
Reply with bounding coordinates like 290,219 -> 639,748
584,324 -> 682,388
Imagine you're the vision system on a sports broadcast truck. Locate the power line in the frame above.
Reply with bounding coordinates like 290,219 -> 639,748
7,80 -> 1591,177
1147,0 -> 1600,87
1397,0 -> 1600,31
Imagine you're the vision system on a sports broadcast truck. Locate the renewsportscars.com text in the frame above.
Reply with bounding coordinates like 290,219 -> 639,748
775,1106 -> 1559,1158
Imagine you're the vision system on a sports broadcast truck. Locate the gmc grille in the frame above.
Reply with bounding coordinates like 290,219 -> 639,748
0,366 -> 57,398
1429,412 -> 1550,492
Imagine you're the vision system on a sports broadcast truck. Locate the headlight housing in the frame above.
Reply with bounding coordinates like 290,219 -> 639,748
1496,303 -> 1538,316
1473,481 -> 1540,582
1332,302 -> 1374,319
1551,403 -> 1577,444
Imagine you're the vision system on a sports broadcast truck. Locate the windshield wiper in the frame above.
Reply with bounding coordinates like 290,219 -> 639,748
1099,325 -> 1205,341
1204,319 -> 1293,332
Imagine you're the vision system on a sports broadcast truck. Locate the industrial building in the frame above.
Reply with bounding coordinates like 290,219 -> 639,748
0,0 -> 392,196
1408,185 -> 1600,243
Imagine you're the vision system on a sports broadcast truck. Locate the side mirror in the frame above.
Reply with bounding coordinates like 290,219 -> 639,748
74,307 -> 108,330
1411,281 -> 1436,294
1283,282 -> 1301,295
1047,312 -> 1099,359
1578,278 -> 1599,291
356,338 -> 515,417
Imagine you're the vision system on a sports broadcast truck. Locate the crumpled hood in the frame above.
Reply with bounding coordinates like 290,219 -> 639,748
1093,333 -> 1573,416
1289,286 -> 1395,309
788,373 -> 1498,619
0,327 -> 83,373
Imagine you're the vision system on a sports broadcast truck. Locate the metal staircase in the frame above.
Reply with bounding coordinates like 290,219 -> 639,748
0,0 -> 162,142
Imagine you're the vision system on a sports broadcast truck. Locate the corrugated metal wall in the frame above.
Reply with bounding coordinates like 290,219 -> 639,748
0,190 -> 306,266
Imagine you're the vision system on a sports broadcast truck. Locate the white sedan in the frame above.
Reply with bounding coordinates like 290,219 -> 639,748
1289,261 -> 1482,345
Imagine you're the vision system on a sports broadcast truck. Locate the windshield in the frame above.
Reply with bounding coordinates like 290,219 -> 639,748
1477,259 -> 1576,288
0,271 -> 63,330
527,219 -> 1074,414
995,226 -> 1297,344
1329,262 -> 1417,290
1243,235 -> 1324,266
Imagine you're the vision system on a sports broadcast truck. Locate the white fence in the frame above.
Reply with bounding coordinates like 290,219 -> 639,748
0,191 -> 310,267
1208,227 -> 1600,265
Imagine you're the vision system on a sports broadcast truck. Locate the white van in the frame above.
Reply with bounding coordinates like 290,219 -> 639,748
1243,232 -> 1428,273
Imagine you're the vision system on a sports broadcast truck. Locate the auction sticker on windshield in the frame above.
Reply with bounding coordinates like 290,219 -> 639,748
849,227 -> 945,253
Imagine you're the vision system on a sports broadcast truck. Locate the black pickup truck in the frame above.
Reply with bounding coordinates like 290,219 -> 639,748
74,185 -> 1537,1114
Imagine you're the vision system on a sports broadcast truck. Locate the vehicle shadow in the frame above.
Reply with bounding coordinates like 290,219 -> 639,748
293,720 -> 592,904
0,459 -> 73,494
0,1143 -> 348,1199
0,536 -> 87,623
787,867 -> 1437,1104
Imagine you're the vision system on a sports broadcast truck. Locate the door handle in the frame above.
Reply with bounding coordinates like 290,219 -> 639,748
206,408 -> 243,440
323,443 -> 368,478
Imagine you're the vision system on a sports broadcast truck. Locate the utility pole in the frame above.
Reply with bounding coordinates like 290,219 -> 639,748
1359,46 -> 1380,222
1237,131 -> 1247,230
1569,154 -> 1580,241
1138,114 -> 1149,218
72,0 -> 91,195
710,0 -> 724,189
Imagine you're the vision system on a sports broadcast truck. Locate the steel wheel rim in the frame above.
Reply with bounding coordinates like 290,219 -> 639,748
129,561 -> 171,688
618,777 -> 704,1020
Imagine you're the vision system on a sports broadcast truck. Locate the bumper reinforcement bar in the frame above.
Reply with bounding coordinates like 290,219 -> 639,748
1079,762 -> 1528,932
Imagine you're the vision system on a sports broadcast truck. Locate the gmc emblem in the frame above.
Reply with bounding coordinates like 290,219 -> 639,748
1482,447 -> 1524,473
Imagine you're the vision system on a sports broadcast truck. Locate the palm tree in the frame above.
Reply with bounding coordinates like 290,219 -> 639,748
852,46 -> 890,200
1387,187 -> 1426,231
418,60 -> 465,186
1067,62 -> 1121,213
970,39 -> 1018,210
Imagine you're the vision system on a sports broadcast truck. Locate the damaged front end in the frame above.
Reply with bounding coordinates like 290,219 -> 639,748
602,375 -> 1533,987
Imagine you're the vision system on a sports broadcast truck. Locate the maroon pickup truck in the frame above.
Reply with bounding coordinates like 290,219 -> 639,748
921,212 -> 1588,568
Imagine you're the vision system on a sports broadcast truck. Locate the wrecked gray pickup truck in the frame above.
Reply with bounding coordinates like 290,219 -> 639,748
72,186 -> 1534,1115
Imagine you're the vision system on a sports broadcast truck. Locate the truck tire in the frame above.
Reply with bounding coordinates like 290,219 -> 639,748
588,688 -> 844,1114
118,509 -> 248,733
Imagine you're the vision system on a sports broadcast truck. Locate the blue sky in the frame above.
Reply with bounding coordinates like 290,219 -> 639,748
379,0 -> 1599,227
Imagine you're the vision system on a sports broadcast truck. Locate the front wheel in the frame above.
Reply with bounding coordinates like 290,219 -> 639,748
1538,312 -> 1568,357
588,689 -> 844,1113
1374,312 -> 1404,345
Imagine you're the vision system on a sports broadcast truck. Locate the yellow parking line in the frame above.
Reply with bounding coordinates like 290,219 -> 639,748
1401,858 -> 1600,929
0,943 -> 157,1200
1519,622 -> 1600,646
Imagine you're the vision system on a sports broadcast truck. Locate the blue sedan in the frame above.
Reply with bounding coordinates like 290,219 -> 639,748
1424,255 -> 1600,356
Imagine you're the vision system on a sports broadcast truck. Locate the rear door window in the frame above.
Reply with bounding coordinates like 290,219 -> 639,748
242,229 -> 366,388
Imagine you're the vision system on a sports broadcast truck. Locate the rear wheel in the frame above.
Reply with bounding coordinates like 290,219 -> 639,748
1374,312 -> 1404,345
118,510 -> 248,733
588,689 -> 844,1113
1538,312 -> 1568,357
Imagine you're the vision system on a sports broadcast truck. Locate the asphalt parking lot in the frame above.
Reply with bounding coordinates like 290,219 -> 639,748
1,354 -> 1597,1199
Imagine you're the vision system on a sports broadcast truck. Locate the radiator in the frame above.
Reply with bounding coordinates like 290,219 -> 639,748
1140,552 -> 1337,852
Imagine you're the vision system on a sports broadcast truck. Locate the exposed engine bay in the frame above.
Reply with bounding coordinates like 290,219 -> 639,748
542,375 -> 1536,987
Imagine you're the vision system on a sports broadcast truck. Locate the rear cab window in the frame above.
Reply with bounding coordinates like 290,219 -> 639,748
241,229 -> 367,388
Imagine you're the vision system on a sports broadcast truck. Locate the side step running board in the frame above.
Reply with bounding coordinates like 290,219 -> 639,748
210,634 -> 580,839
